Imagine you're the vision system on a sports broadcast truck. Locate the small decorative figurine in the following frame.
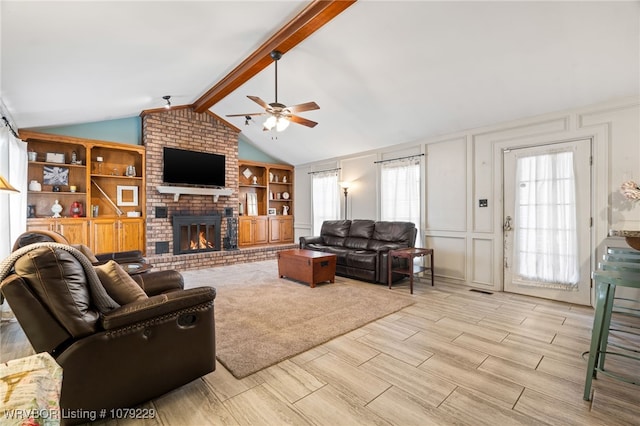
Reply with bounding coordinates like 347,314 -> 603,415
252,176 -> 258,185
51,200 -> 63,218
282,175 -> 287,183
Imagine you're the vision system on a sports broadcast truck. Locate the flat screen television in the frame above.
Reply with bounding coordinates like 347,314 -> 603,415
163,147 -> 225,187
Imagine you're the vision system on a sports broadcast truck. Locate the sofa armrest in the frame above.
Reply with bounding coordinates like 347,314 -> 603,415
299,236 -> 323,248
131,270 -> 184,296
95,250 -> 145,265
101,287 -> 216,330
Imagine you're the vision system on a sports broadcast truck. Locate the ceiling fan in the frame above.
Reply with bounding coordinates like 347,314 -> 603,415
226,50 -> 319,132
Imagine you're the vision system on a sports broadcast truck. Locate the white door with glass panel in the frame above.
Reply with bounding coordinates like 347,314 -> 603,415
503,140 -> 591,305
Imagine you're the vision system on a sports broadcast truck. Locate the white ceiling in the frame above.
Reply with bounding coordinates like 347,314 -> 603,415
2,1 -> 638,166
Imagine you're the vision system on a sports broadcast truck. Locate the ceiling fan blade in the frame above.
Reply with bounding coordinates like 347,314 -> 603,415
247,95 -> 270,110
286,101 -> 320,113
225,112 -> 264,117
288,114 -> 318,128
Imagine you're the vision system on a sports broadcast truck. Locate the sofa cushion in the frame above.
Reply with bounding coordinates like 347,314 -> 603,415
344,237 -> 370,250
95,260 -> 148,305
323,236 -> 346,247
367,240 -> 405,252
345,250 -> 377,269
372,221 -> 416,244
348,220 -> 375,238
320,220 -> 351,238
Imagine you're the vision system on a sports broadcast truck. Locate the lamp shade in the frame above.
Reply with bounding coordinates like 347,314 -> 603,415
338,181 -> 351,190
0,173 -> 19,193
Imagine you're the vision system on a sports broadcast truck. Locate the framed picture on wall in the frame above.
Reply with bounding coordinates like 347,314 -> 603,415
117,185 -> 139,206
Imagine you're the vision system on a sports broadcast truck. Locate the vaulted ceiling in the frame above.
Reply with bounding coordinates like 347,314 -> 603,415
1,1 -> 638,166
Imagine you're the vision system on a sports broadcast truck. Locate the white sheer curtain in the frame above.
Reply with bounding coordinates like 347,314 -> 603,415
0,125 -> 28,260
380,157 -> 421,246
311,169 -> 340,235
514,150 -> 579,287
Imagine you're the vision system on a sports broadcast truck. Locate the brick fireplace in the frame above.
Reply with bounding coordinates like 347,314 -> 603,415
142,106 -> 239,257
140,106 -> 297,271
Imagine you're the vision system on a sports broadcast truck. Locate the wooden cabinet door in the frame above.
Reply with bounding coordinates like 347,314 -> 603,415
254,216 -> 268,245
90,219 -> 118,255
269,217 -> 282,243
238,217 -> 254,246
268,216 -> 294,243
119,218 -> 144,252
280,216 -> 294,243
57,219 -> 88,245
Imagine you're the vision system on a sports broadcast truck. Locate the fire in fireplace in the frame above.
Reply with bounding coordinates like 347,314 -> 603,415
173,215 -> 221,255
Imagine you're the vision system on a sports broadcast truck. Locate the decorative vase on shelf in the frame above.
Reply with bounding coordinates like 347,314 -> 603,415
51,200 -> 63,218
252,176 -> 258,185
29,180 -> 42,192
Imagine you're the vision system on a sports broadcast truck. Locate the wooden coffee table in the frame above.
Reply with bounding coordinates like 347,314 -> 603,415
277,249 -> 337,288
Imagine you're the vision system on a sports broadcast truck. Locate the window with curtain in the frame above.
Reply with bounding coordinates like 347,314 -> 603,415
514,150 -> 579,287
380,156 -> 421,245
0,124 -> 28,260
311,169 -> 340,235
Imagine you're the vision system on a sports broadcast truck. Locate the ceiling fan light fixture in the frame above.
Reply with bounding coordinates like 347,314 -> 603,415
264,115 -> 277,130
226,50 -> 319,132
276,117 -> 290,132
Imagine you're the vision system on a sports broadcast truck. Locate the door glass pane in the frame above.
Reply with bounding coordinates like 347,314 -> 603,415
514,150 -> 579,288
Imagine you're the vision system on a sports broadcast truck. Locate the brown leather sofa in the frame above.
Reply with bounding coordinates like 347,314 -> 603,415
299,220 -> 417,284
1,243 -> 216,425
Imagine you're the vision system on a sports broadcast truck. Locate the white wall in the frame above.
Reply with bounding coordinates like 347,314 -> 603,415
294,96 -> 640,294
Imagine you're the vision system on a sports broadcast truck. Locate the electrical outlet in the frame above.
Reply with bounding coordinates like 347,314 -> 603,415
479,199 -> 488,208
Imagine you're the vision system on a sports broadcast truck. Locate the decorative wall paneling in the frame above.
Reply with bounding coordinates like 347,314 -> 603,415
426,137 -> 467,232
471,238 -> 494,287
424,235 -> 467,282
295,97 -> 639,298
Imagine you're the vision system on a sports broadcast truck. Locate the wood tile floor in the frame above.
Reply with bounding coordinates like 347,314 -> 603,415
2,264 -> 640,425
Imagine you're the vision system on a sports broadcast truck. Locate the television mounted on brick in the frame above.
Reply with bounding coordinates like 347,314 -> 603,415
163,147 -> 225,188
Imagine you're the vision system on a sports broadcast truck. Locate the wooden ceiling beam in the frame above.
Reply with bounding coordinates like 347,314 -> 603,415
192,0 -> 356,113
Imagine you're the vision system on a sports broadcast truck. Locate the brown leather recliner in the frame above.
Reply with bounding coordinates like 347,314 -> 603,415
1,243 -> 216,425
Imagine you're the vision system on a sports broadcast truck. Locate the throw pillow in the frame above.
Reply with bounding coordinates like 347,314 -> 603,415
94,260 -> 148,305
71,244 -> 100,263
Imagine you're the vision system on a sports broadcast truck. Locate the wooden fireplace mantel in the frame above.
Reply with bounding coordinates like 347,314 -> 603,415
156,185 -> 234,202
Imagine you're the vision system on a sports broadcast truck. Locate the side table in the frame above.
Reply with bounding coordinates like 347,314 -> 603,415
388,247 -> 434,294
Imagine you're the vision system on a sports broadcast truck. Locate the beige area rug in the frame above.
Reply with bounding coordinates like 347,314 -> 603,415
181,260 -> 415,379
